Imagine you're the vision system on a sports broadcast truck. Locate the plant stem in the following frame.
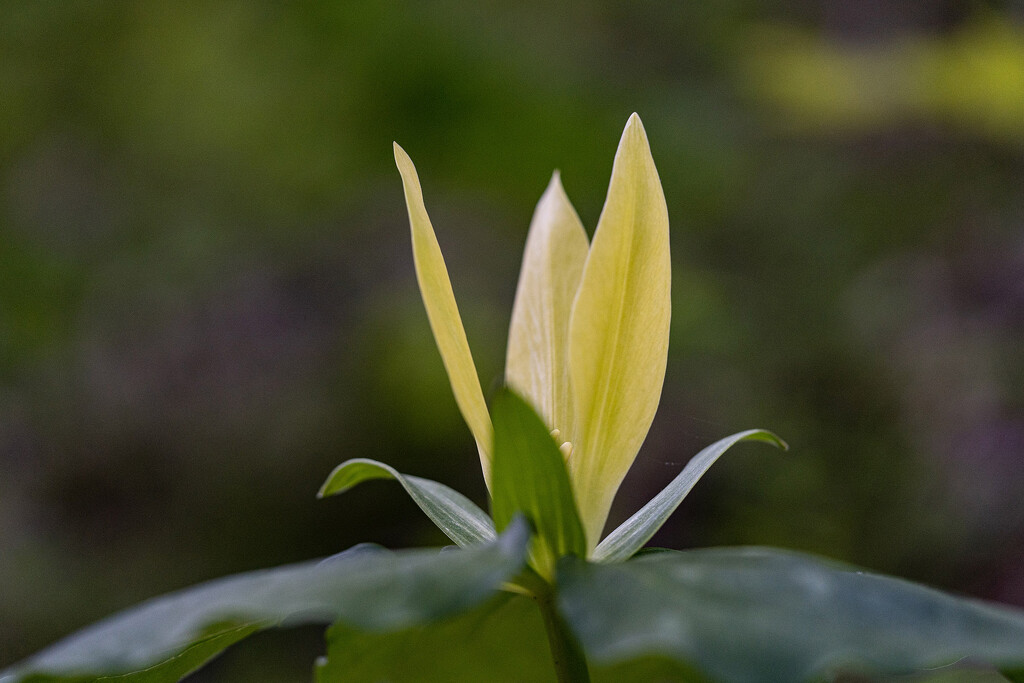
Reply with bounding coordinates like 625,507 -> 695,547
535,583 -> 591,683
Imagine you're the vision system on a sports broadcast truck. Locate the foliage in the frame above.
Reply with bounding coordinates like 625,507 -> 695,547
5,6 -> 1024,677
4,114 -> 1024,683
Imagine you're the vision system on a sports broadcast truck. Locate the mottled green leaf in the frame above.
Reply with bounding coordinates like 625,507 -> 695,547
2,628 -> 260,683
559,547 -> 1024,682
316,591 -> 721,683
0,521 -> 529,682
316,593 -> 555,683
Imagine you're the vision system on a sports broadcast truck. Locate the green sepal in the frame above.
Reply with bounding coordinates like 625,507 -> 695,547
490,389 -> 587,579
593,429 -> 786,563
319,458 -> 496,547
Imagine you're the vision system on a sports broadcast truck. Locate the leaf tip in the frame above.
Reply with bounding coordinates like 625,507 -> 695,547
315,481 -> 339,499
762,431 -> 790,451
316,463 -> 351,499
749,430 -> 789,452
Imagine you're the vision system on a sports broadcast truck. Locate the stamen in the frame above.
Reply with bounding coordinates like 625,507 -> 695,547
550,428 -> 573,461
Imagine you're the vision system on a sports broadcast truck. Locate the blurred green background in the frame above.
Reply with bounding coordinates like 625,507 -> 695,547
2,1 -> 1022,680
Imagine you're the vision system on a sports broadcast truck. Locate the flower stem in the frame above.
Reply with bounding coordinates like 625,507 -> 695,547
535,582 -> 591,683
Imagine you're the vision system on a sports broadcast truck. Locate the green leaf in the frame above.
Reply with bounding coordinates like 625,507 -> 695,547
558,547 -> 1024,682
593,429 -> 787,563
0,521 -> 530,683
490,389 -> 587,579
316,591 -> 710,683
316,593 -> 556,682
2,628 -> 262,683
318,458 -> 496,547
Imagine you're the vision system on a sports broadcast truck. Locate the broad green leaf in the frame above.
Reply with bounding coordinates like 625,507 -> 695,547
505,171 -> 589,448
318,458 -> 496,547
316,590 -> 1014,683
1,627 -> 262,683
317,592 -> 721,683
316,593 -> 556,683
490,389 -> 587,579
0,521 -> 530,683
593,430 -> 787,563
568,113 -> 672,550
558,547 -> 1024,682
394,142 -> 494,486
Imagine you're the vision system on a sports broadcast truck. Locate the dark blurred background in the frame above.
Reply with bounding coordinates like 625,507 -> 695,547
2,1 -> 1022,680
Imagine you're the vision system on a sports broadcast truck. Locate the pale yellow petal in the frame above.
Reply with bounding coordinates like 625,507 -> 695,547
567,114 -> 671,550
394,143 -> 494,486
505,172 -> 589,448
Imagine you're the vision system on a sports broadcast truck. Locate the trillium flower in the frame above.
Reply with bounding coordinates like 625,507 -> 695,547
11,116 -> 1024,683
320,113 -> 783,576
394,113 -> 670,552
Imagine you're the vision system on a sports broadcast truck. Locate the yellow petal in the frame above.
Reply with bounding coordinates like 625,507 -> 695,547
394,143 -> 494,486
505,172 -> 589,447
567,114 -> 671,550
